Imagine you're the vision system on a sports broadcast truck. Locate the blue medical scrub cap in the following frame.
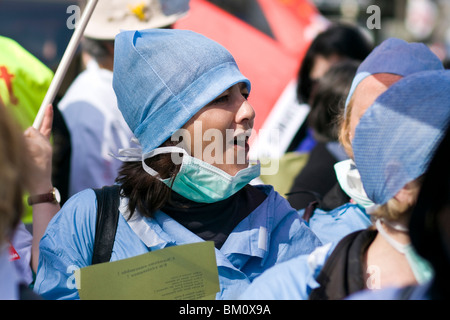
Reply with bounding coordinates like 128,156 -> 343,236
353,70 -> 450,205
113,29 -> 251,153
344,38 -> 443,115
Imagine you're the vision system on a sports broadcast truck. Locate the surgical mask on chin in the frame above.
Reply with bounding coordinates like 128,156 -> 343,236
334,159 -> 376,210
375,219 -> 434,284
141,146 -> 261,203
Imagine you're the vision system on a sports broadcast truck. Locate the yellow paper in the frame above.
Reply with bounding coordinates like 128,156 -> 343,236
75,242 -> 219,300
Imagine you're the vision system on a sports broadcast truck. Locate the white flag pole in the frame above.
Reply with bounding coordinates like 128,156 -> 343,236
33,0 -> 98,129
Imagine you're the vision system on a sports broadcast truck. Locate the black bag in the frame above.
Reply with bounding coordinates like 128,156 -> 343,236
91,185 -> 121,265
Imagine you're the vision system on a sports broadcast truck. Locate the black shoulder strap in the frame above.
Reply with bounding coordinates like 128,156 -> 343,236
302,200 -> 319,223
19,284 -> 44,300
309,230 -> 363,300
92,185 -> 121,265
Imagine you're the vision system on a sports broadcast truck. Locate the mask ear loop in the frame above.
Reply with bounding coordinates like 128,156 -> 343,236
375,218 -> 434,284
375,219 -> 410,254
380,217 -> 409,232
141,146 -> 188,178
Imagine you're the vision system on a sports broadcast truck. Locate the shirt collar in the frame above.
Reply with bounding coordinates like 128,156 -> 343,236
120,185 -> 277,265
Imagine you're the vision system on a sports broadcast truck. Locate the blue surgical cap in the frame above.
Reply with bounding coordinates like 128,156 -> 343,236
344,38 -> 443,115
353,70 -> 450,205
113,29 -> 251,153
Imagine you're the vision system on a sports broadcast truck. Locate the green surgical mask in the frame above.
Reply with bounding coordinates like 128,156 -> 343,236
142,146 -> 261,203
375,219 -> 434,284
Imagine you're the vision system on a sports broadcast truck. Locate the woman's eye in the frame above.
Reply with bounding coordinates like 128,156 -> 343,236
242,92 -> 249,100
212,95 -> 229,104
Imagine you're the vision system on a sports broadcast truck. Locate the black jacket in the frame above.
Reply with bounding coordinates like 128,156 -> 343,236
309,229 -> 377,300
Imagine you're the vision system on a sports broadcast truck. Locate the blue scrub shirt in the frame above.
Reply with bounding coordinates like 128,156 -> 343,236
34,185 -> 322,300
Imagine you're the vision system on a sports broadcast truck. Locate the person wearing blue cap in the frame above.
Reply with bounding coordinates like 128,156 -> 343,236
321,69 -> 449,299
347,78 -> 450,301
239,38 -> 446,300
59,0 -> 190,199
339,37 -> 444,161
33,29 -> 322,300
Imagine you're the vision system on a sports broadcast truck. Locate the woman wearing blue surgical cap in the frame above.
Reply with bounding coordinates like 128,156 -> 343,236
240,38 -> 447,300
347,119 -> 450,300
33,29 -> 322,300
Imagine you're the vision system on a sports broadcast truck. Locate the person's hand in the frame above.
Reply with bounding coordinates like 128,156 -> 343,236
24,104 -> 60,273
24,104 -> 54,195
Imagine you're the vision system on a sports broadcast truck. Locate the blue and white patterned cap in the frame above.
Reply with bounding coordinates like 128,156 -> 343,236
113,29 -> 251,153
344,38 -> 443,115
353,70 -> 450,205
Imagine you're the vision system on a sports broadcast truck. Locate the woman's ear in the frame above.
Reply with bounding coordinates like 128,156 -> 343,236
393,187 -> 413,205
393,179 -> 421,206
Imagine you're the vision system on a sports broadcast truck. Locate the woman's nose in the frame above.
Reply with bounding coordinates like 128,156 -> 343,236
236,99 -> 256,127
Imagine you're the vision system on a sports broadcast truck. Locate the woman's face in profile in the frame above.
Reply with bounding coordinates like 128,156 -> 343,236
181,82 -> 255,176
348,73 -> 402,143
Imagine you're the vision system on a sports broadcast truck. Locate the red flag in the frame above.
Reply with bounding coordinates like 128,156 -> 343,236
9,243 -> 20,261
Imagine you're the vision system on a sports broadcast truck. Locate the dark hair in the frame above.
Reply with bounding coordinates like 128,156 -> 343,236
409,125 -> 450,299
307,59 -> 360,142
0,104 -> 32,243
115,140 -> 181,219
297,23 -> 373,103
81,38 -> 114,65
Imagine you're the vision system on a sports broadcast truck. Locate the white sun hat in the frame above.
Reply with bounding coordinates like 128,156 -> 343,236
83,0 -> 190,40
